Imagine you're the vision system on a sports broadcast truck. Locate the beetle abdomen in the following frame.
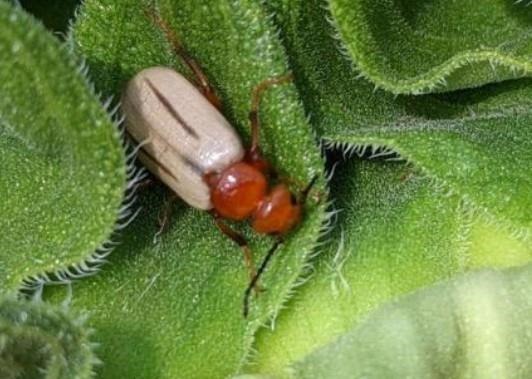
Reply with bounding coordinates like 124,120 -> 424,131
122,67 -> 244,210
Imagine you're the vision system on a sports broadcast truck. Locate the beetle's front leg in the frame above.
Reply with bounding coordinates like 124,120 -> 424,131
211,212 -> 263,294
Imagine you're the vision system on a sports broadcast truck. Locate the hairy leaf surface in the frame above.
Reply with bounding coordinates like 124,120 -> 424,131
269,0 -> 532,237
249,159 -> 531,374
288,264 -> 532,378
330,0 -> 532,94
0,2 -> 126,290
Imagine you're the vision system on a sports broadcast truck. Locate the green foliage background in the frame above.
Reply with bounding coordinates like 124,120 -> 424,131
1,0 -> 531,378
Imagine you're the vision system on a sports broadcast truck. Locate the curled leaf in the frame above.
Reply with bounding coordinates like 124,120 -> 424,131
329,0 -> 532,94
289,263 -> 532,378
268,0 -> 532,238
248,158 -> 531,374
0,2 -> 126,290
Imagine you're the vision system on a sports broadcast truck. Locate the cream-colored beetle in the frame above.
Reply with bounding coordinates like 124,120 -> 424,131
122,9 -> 316,317
122,67 -> 244,210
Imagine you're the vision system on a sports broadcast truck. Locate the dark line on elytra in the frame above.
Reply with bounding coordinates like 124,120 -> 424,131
179,153 -> 204,176
145,78 -> 200,140
139,144 -> 203,178
138,148 -> 180,182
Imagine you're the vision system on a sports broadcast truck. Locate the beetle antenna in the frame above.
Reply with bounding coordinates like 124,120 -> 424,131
243,238 -> 283,317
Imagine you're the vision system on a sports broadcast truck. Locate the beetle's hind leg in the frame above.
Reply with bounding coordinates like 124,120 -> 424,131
145,7 -> 222,110
247,74 -> 293,160
211,213 -> 263,294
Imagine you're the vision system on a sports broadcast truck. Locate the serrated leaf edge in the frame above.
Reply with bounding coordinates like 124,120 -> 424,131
327,0 -> 532,95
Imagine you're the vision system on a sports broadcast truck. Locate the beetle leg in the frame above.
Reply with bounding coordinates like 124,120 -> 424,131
146,8 -> 222,110
247,74 -> 293,161
211,213 -> 263,293
135,177 -> 155,191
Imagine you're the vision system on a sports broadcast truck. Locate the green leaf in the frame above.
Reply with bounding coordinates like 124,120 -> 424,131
48,0 -> 327,378
0,2 -> 126,290
329,0 -> 532,94
268,0 -> 532,237
244,1 -> 532,374
288,263 -> 532,378
0,294 -> 97,379
247,158 -> 531,375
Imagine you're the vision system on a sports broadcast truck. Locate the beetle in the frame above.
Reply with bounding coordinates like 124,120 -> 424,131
121,10 -> 316,317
